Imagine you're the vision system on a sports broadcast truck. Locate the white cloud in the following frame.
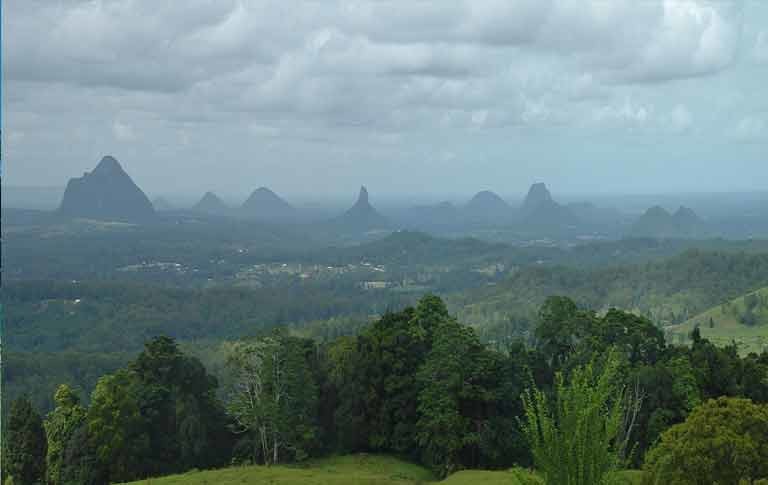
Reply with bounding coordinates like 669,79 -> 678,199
592,99 -> 652,125
666,105 -> 693,133
112,120 -> 136,141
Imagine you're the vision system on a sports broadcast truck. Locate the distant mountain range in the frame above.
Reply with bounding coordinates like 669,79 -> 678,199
629,205 -> 708,238
50,155 -> 748,241
59,156 -> 155,222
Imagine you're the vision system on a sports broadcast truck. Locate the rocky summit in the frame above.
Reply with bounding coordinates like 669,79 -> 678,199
241,187 -> 296,221
520,183 -> 579,227
193,191 -> 230,215
332,186 -> 390,231
521,182 -> 555,214
59,155 -> 155,222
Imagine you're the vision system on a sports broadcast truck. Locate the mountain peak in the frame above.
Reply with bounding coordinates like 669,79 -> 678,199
193,191 -> 229,215
674,206 -> 700,222
92,155 -> 124,175
645,205 -> 671,218
522,183 -> 554,212
357,186 -> 370,205
332,186 -> 389,231
241,186 -> 295,221
59,156 -> 154,222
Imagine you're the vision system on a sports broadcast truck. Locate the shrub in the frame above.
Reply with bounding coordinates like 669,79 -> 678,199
643,397 -> 768,484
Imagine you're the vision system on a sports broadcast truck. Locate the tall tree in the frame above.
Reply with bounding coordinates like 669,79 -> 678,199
87,370 -> 150,483
3,397 -> 47,485
129,336 -> 231,474
226,333 -> 318,465
43,385 -> 87,485
416,319 -> 500,476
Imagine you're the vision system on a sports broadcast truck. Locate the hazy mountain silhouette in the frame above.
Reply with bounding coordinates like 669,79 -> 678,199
520,183 -> 579,227
463,190 -> 512,222
629,205 -> 706,238
521,183 -> 554,214
240,187 -> 296,221
59,155 -> 155,222
193,191 -> 230,215
331,186 -> 390,231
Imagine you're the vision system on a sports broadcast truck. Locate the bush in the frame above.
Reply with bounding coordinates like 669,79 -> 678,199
643,397 -> 768,484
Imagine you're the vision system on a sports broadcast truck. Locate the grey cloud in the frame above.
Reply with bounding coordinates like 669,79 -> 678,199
3,0 -> 766,197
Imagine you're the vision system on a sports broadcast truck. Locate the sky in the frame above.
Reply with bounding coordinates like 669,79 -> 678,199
3,0 -> 768,202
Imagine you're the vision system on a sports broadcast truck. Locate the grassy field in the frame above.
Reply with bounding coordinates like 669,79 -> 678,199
666,286 -> 768,355
122,454 -> 642,485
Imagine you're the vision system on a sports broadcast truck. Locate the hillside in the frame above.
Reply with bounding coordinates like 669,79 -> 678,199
121,454 -> 640,485
666,286 -> 768,354
452,250 -> 768,341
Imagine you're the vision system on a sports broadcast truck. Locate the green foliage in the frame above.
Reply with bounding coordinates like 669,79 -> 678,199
416,320 -> 485,475
59,424 -> 103,485
226,333 -> 319,465
521,351 -> 630,485
43,385 -> 87,485
2,397 -> 47,485
129,336 -> 232,474
643,397 -> 768,484
456,250 -> 768,340
87,369 -> 150,483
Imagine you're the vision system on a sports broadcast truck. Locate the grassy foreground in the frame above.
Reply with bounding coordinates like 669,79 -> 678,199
123,454 -> 641,485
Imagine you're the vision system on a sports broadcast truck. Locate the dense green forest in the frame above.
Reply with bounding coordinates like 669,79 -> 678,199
456,250 -> 768,343
5,216 -> 768,484
4,295 -> 768,484
6,248 -> 768,414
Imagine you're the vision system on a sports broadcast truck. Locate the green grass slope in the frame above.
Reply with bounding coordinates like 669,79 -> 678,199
122,455 -> 641,485
122,455 -> 435,485
666,286 -> 768,354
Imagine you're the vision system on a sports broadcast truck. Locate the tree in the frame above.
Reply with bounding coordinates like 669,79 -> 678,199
521,351 -> 638,485
87,370 -> 150,483
43,385 -> 87,485
416,320 -> 483,476
129,336 -> 231,474
643,397 -> 768,484
357,296 -> 447,456
226,333 -> 318,465
2,397 -> 47,485
59,424 -> 104,485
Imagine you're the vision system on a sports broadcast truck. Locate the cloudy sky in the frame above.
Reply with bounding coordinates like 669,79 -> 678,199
3,0 -> 768,202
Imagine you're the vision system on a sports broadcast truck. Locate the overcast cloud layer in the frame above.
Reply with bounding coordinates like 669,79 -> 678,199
3,0 -> 768,201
